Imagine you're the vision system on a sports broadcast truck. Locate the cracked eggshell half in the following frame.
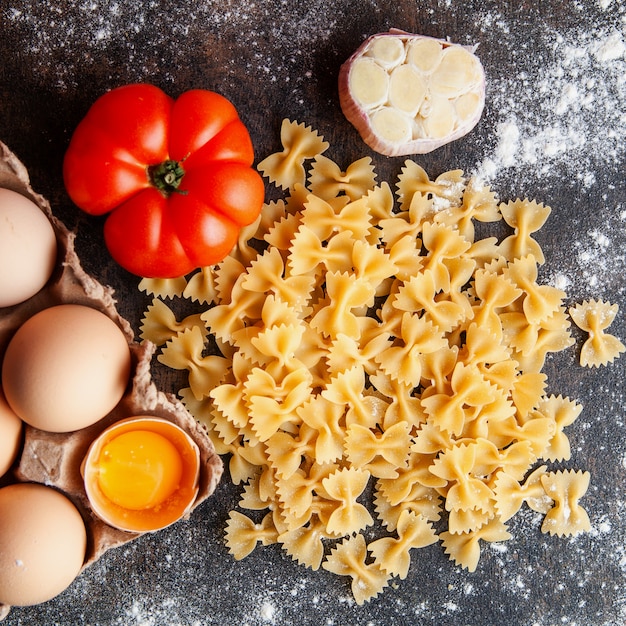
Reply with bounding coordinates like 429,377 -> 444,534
339,30 -> 486,156
82,416 -> 201,533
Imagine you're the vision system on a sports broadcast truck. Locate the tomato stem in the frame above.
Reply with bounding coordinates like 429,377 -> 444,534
148,159 -> 187,197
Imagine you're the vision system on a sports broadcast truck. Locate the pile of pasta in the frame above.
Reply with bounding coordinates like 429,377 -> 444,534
139,120 -> 624,604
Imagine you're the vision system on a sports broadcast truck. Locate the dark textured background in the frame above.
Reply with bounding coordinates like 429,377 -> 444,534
0,1 -> 624,624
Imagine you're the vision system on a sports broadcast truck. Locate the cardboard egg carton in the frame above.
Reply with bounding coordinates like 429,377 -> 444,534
0,140 -> 223,616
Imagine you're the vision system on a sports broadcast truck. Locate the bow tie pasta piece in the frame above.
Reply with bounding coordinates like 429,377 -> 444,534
504,255 -> 567,326
243,247 -> 316,313
393,270 -> 468,332
297,395 -> 346,465
375,312 -> 448,388
494,465 -> 550,522
139,298 -> 207,346
182,266 -> 219,305
275,462 -> 340,529
540,470 -> 592,537
498,198 -> 552,264
322,534 -> 390,605
429,441 -> 496,517
246,367 -> 312,442
472,268 -> 523,338
265,427 -> 317,480
310,272 -> 377,340
288,225 -> 342,276
301,193 -> 374,242
569,299 -> 625,367
257,119 -> 329,190
441,518 -> 512,573
321,467 -> 374,536
158,326 -> 230,401
510,370 -> 548,419
279,515 -> 333,571
321,364 -> 384,430
139,275 -> 188,299
369,510 -> 438,580
201,278 -> 265,345
434,178 -> 500,241
225,511 -> 279,560
369,371 -> 425,418
308,155 -> 377,201
339,31 -> 485,156
396,161 -> 466,212
421,362 -> 498,436
459,322 -> 513,370
250,323 -> 307,371
345,422 -> 412,479
532,394 -> 584,462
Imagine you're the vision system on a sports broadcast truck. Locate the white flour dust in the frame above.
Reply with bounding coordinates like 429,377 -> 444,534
3,0 -> 337,91
472,13 -> 626,187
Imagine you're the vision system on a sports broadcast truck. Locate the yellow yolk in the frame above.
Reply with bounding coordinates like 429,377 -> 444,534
97,430 -> 183,510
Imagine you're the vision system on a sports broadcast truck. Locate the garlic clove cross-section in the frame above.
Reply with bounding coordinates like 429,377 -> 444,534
339,30 -> 486,156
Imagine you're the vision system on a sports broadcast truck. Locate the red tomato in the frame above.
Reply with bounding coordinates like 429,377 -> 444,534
63,83 -> 265,278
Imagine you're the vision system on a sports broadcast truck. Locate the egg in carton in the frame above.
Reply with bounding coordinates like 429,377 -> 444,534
0,140 -> 223,616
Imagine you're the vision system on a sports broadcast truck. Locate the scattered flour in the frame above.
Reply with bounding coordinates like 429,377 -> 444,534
4,0 -> 338,93
472,7 -> 626,188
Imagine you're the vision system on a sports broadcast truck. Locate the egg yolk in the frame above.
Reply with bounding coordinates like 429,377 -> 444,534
97,430 -> 183,510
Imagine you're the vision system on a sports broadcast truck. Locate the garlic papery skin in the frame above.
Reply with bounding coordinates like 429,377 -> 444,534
339,30 -> 486,156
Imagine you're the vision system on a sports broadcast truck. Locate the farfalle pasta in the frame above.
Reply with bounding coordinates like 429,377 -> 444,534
308,155 -> 377,201
494,465 -> 551,522
369,510 -> 438,579
345,422 -> 412,478
569,299 -> 625,367
396,160 -> 465,210
279,515 -> 331,570
139,298 -> 207,346
421,362 -> 498,436
503,255 -> 566,325
257,119 -> 329,190
138,275 -> 188,299
533,394 -> 583,461
322,534 -> 390,605
182,266 -> 219,305
158,326 -> 230,401
441,517 -> 512,573
435,178 -> 500,240
540,470 -> 592,537
224,510 -> 279,559
498,198 -> 551,264
375,313 -> 447,388
322,467 -> 374,536
140,120 -> 621,604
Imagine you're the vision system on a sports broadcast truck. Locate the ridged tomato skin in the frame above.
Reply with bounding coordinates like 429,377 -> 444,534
63,83 -> 264,278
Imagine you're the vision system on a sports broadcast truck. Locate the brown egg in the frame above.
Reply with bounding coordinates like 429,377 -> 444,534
0,388 -> 23,478
1,304 -> 131,432
0,187 -> 58,308
0,483 -> 87,606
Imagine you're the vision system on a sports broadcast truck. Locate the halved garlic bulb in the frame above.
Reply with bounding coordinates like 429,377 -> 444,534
339,30 -> 486,156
